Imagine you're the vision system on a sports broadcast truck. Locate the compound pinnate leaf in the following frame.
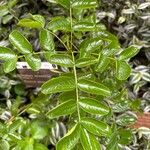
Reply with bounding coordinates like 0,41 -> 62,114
56,123 -> 80,150
80,118 -> 111,137
79,97 -> 109,115
41,76 -> 75,94
9,30 -> 32,54
80,127 -> 101,150
47,100 -> 76,118
78,79 -> 111,96
116,60 -> 131,80
39,29 -> 55,51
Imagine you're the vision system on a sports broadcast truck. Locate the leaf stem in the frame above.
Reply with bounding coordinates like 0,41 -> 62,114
70,7 -> 81,121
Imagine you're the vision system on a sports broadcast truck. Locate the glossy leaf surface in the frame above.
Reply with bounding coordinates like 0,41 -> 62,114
47,100 -> 76,118
39,29 -> 55,51
49,54 -> 74,67
116,60 -> 131,80
25,54 -> 41,71
78,79 -> 111,96
56,124 -> 80,150
41,76 -> 75,94
9,30 -> 32,54
80,127 -> 101,150
80,118 -> 111,136
79,97 -> 109,115
0,46 -> 16,60
76,57 -> 98,68
119,46 -> 139,60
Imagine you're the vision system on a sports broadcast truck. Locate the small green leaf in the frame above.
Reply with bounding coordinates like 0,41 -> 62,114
80,118 -> 111,137
80,127 -> 101,150
106,132 -> 118,150
0,140 -> 10,150
0,46 -> 16,60
49,54 -> 74,67
71,0 -> 98,9
80,37 -> 103,57
25,54 -> 41,71
95,55 -> 110,73
41,76 -> 75,94
18,18 -> 42,28
76,57 -> 98,68
116,114 -> 136,126
78,79 -> 111,96
47,17 -> 71,31
56,124 -> 80,150
9,30 -> 33,54
39,29 -> 55,51
30,121 -> 48,140
56,0 -> 70,9
3,57 -> 17,73
118,129 -> 133,145
17,138 -> 34,150
31,14 -> 45,27
47,100 -> 76,118
34,143 -> 48,150
79,97 -> 109,115
116,60 -> 131,80
119,46 -> 139,60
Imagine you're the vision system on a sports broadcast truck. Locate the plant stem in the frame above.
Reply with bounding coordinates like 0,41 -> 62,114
70,7 -> 81,121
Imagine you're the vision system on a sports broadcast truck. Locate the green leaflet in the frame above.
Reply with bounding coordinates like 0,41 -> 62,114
56,0 -> 98,9
39,29 -> 55,51
80,118 -> 111,137
59,91 -> 76,103
78,79 -> 111,96
73,22 -> 98,32
76,57 -> 98,68
0,46 -> 16,60
116,114 -> 136,126
56,0 -> 70,9
17,138 -> 34,150
9,30 -> 33,54
30,121 -> 48,140
106,132 -> 119,150
56,124 -> 80,150
3,56 -> 17,73
47,100 -> 76,118
34,143 -> 48,150
119,46 -> 139,60
47,17 -> 71,31
116,60 -> 131,80
48,54 -> 74,67
18,18 -> 43,28
0,140 -> 10,150
71,0 -> 98,9
79,97 -> 109,115
79,37 -> 103,57
80,127 -> 101,150
95,55 -> 110,73
25,54 -> 41,71
41,76 -> 75,94
18,14 -> 45,28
